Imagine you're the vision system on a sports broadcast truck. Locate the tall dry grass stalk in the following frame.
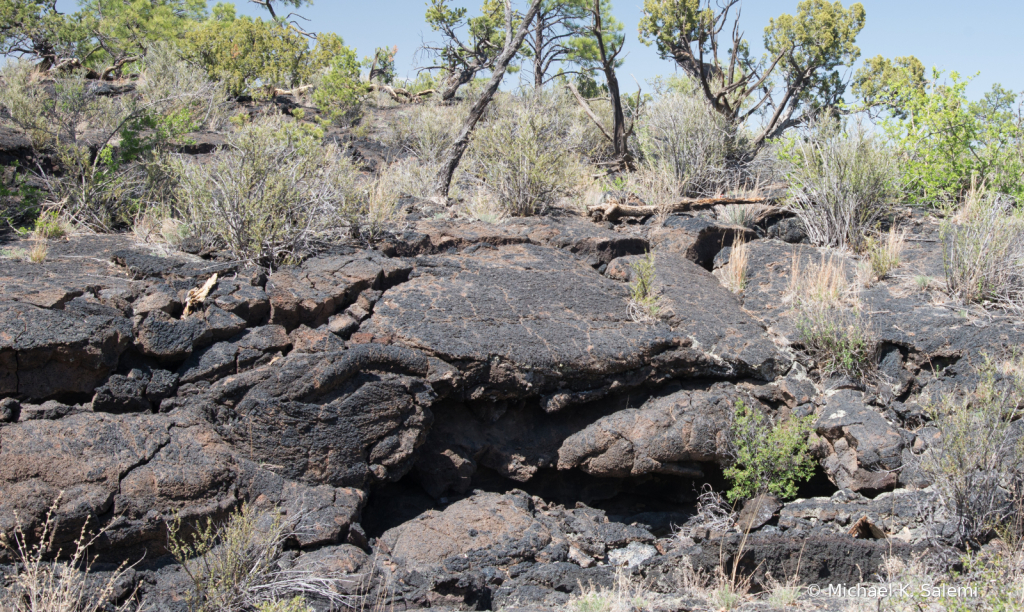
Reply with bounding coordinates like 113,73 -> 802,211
720,239 -> 749,293
788,253 -> 877,380
865,226 -> 907,281
787,253 -> 853,309
1,498 -> 139,612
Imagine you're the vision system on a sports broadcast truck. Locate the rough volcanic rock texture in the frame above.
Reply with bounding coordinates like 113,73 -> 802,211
165,343 -> 457,488
557,384 -> 756,478
364,243 -> 720,413
0,301 -> 131,400
812,390 -> 905,492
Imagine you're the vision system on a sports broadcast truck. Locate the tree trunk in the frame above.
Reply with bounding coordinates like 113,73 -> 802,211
434,0 -> 544,200
591,0 -> 630,165
533,12 -> 545,90
604,60 -> 626,158
440,68 -> 475,101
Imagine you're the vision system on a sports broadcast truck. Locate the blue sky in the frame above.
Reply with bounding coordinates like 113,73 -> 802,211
240,0 -> 1024,100
56,0 -> 1024,100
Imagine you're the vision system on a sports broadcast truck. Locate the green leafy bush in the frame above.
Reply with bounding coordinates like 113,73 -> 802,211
168,116 -> 359,264
311,44 -> 365,125
724,400 -> 816,503
0,53 -> 220,230
873,69 -> 1024,206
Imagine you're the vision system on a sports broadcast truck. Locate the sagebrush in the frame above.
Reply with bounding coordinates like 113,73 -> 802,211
942,186 -> 1024,310
779,117 -> 899,250
168,116 -> 359,264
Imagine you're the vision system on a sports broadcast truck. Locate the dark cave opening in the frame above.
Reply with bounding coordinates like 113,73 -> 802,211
363,462 -> 742,539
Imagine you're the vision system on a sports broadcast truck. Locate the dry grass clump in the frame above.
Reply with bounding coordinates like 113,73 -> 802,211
566,568 -> 652,612
787,253 -> 853,309
941,185 -> 1024,310
613,166 -> 683,215
716,204 -> 767,229
920,354 -> 1024,548
720,239 -> 749,293
168,503 -> 353,612
780,117 -> 899,251
0,497 -> 139,612
459,188 -> 507,224
788,254 -> 877,380
864,226 -> 907,281
27,240 -> 48,263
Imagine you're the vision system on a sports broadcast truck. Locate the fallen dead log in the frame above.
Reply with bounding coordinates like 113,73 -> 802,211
589,196 -> 770,222
369,83 -> 435,102
271,84 -> 315,97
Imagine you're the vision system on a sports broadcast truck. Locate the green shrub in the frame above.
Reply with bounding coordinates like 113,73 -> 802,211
0,52 -> 221,230
0,162 -> 44,228
942,188 -> 1024,309
0,60 -> 52,149
778,117 -> 900,250
876,69 -> 1024,206
464,91 -> 586,216
311,44 -> 365,125
169,116 -> 359,264
795,305 -> 876,380
724,400 -> 816,503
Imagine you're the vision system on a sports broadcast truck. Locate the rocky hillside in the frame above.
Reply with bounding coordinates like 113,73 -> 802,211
1,162 -> 1014,609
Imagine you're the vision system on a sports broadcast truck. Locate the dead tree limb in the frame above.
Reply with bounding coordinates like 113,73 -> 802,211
271,84 -> 315,97
589,196 -> 769,222
369,83 -> 436,102
566,81 -> 613,143
98,55 -> 141,81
